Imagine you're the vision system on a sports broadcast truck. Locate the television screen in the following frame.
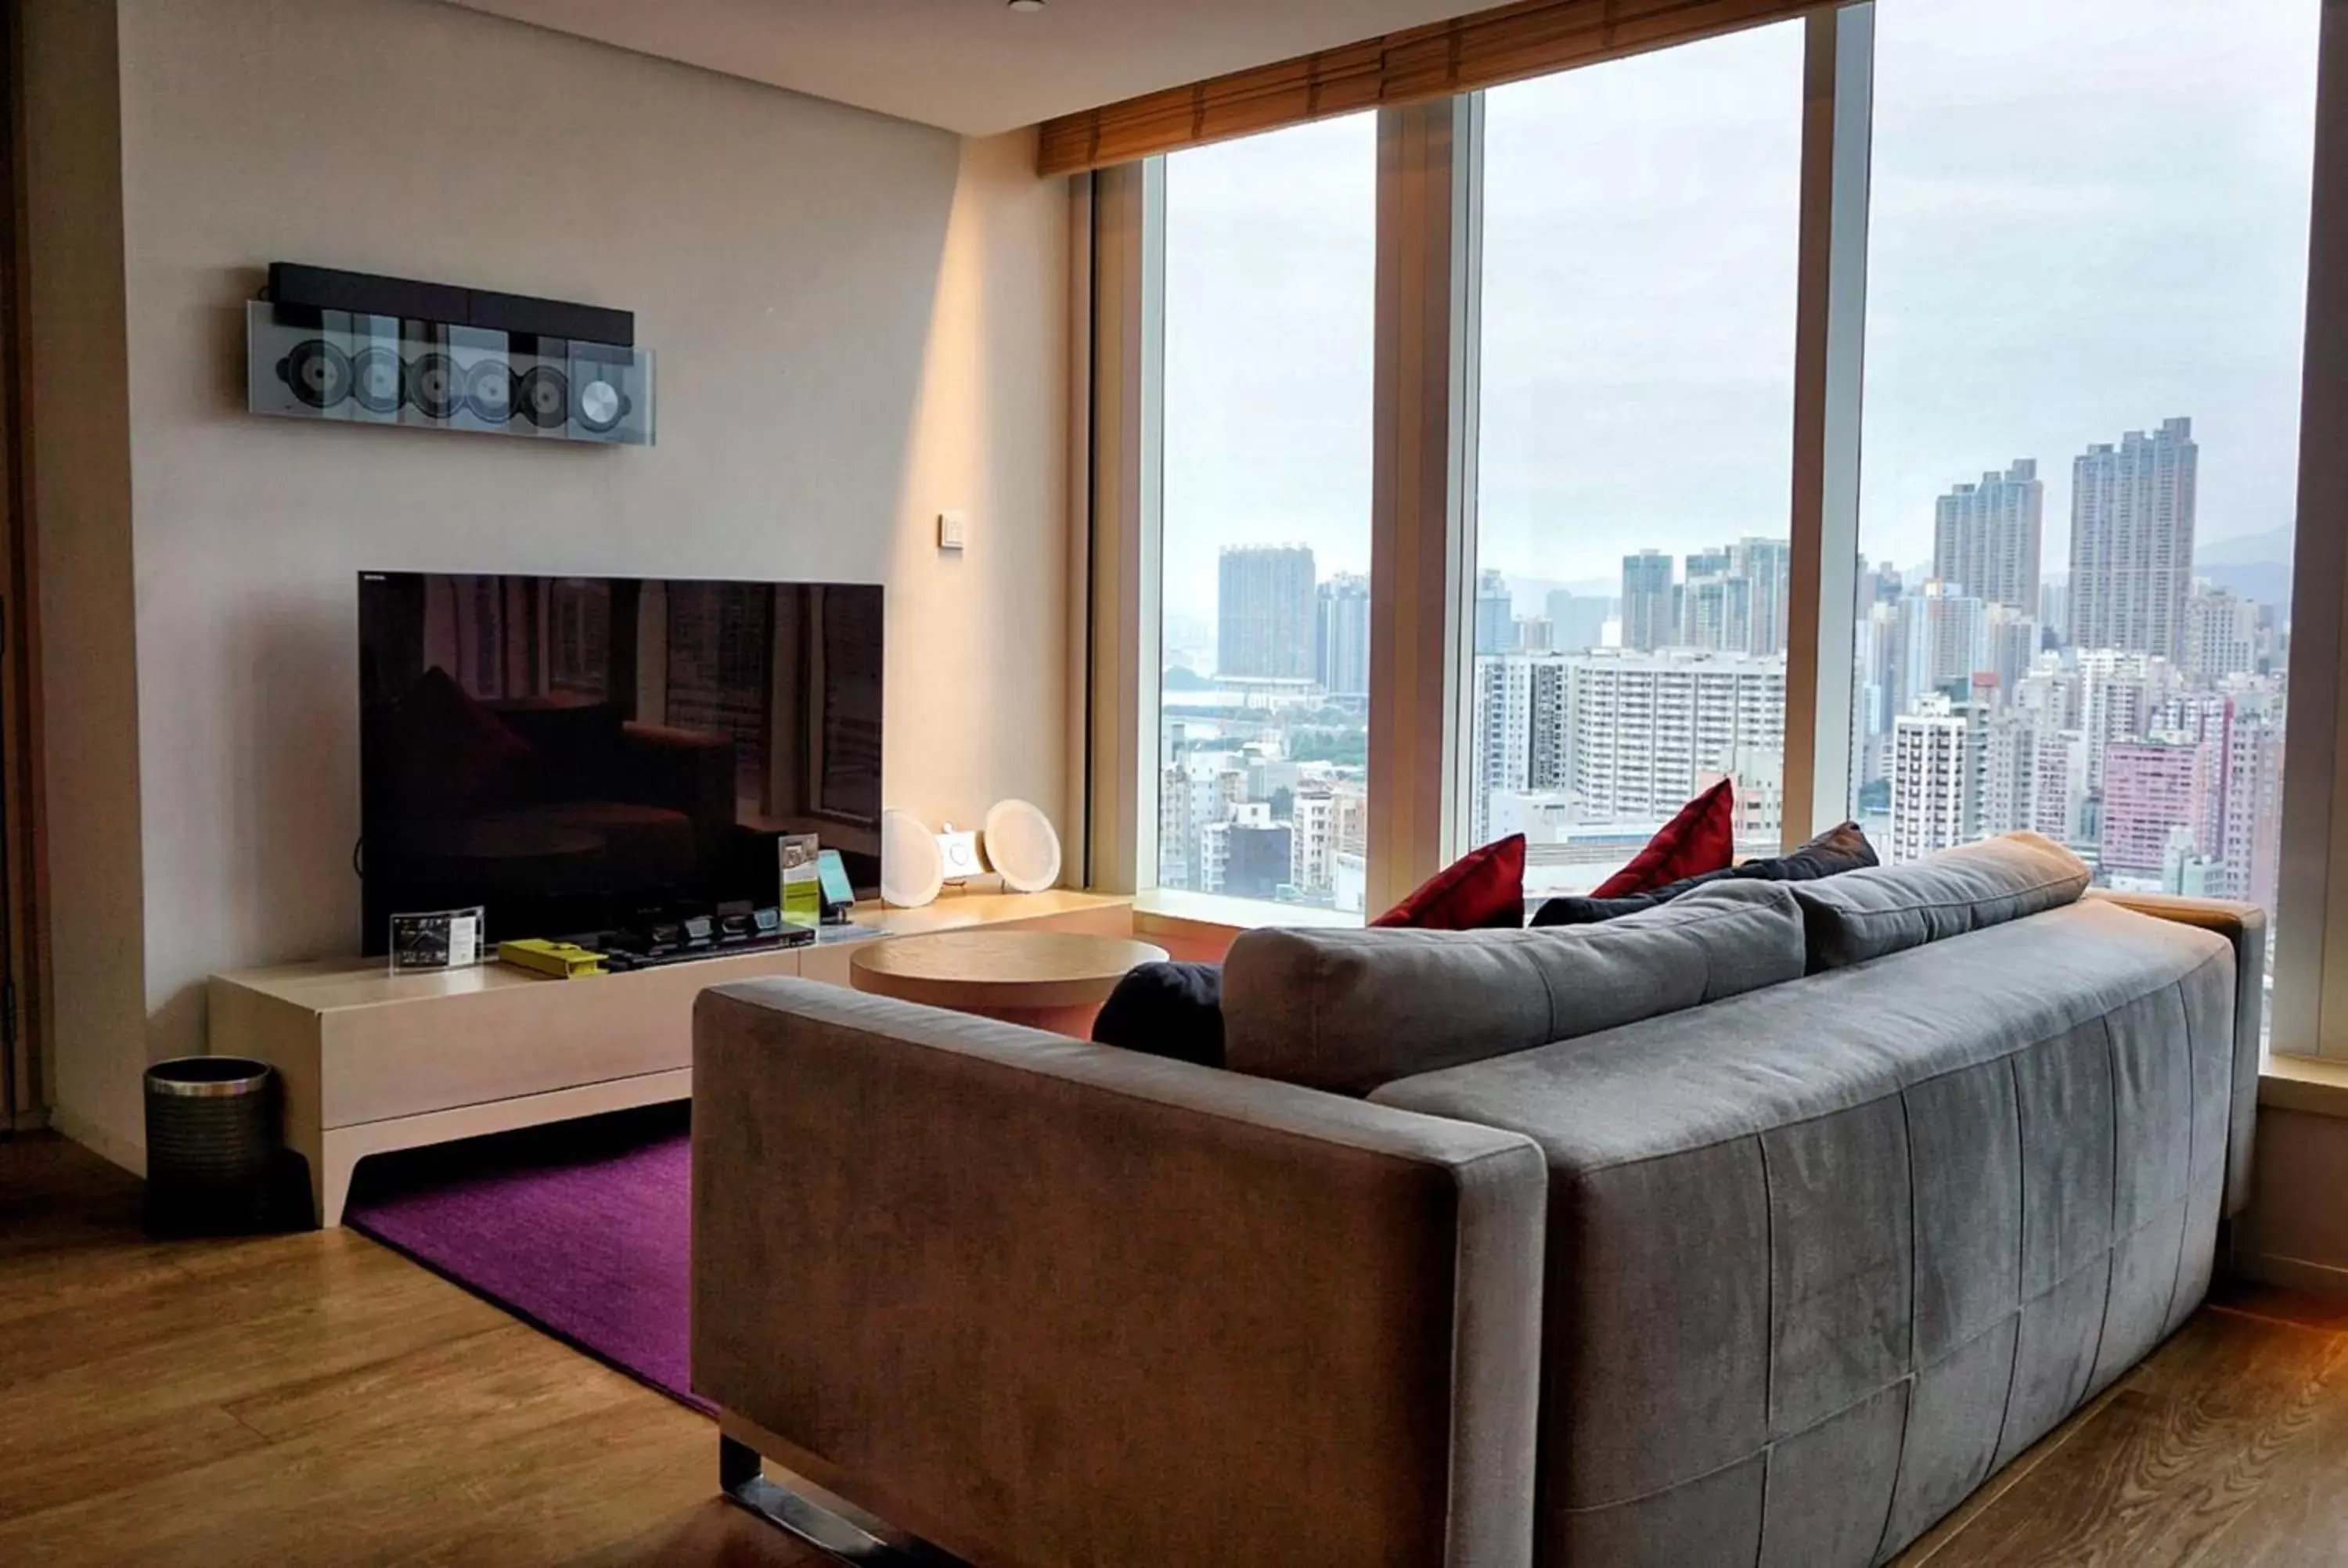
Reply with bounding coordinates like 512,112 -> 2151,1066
357,573 -> 882,953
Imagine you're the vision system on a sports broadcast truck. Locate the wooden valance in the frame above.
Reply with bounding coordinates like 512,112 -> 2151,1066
1036,0 -> 1824,176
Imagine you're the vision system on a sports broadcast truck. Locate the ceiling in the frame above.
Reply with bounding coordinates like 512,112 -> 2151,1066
443,0 -> 1498,138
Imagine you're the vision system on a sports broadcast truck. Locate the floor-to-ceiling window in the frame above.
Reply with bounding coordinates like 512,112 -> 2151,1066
1156,113 -> 1377,912
1467,22 -> 1805,896
1104,1 -> 2339,1022
1848,0 -> 2318,1026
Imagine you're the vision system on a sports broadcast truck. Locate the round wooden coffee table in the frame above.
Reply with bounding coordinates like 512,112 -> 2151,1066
848,930 -> 1169,1037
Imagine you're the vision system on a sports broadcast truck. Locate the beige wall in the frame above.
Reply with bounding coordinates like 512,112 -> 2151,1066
20,0 -> 149,1163
30,0 -> 1070,1163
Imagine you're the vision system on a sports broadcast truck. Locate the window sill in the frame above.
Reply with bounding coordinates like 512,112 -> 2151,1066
1132,886 -> 1363,943
2261,1052 -> 2348,1120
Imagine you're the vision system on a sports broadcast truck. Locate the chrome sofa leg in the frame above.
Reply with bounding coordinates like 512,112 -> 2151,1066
717,1434 -> 963,1564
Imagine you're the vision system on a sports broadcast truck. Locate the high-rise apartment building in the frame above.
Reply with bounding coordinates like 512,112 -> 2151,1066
1471,657 -> 1538,847
1475,569 -> 1514,656
1684,546 -> 1732,583
2076,648 -> 2166,789
1288,788 -> 1344,896
2027,730 -> 2091,846
2067,417 -> 2198,660
1900,581 -> 1988,705
1545,589 -> 1613,653
1932,459 -> 2044,613
1223,824 -> 1293,900
1675,538 -> 1789,656
1160,752 -> 1248,893
1216,545 -> 1316,679
1158,760 -> 1201,888
1314,572 -> 1370,697
1471,648 -> 1781,843
1680,571 -> 1752,654
1733,538 -> 1793,656
1891,694 -> 1983,864
1558,649 -> 1784,831
1621,551 -> 1675,653
2227,717 -> 2285,909
1979,713 -> 2038,837
2159,692 -> 2285,906
1859,558 -> 1904,609
2184,588 -> 2258,685
1854,601 -> 1907,786
1983,607 -> 2040,704
2100,741 -> 2211,877
1470,654 -> 1572,845
2011,653 -> 2083,733
2039,578 -> 2068,644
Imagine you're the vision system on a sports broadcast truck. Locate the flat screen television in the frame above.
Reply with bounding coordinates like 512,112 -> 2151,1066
358,572 -> 882,954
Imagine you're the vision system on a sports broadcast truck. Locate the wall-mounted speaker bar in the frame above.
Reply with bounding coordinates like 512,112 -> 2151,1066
247,262 -> 655,446
266,263 -> 634,348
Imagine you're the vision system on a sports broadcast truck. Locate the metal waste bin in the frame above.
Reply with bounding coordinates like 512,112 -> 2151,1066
144,1056 -> 279,1235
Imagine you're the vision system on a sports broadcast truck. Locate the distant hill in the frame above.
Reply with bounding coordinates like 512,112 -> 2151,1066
2198,526 -> 2293,567
2195,526 -> 2291,607
2200,562 -> 2290,608
1505,576 -> 1619,615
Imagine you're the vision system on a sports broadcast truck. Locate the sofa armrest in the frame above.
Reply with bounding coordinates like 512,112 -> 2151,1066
691,978 -> 1546,1568
2087,889 -> 2266,1214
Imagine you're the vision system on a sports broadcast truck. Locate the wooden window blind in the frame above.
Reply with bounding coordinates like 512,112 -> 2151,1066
1036,0 -> 1824,176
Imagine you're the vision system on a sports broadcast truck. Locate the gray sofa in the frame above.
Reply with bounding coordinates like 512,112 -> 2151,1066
690,833 -> 2263,1567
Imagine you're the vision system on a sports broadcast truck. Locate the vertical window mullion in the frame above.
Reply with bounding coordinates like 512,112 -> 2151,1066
1083,160 -> 1162,896
1367,99 -> 1476,912
1784,2 -> 1874,850
2276,0 -> 2348,1058
1447,94 -> 1487,864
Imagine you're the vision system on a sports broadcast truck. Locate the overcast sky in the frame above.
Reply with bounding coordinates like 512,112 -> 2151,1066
1158,0 -> 2319,623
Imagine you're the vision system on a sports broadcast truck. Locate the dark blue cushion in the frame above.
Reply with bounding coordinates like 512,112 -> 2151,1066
1532,821 -> 1878,928
1091,960 -> 1226,1067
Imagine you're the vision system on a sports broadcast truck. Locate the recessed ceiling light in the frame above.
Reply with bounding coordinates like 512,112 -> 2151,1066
1007,0 -> 1046,12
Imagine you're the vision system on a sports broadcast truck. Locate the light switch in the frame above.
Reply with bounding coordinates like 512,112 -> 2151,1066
938,511 -> 967,552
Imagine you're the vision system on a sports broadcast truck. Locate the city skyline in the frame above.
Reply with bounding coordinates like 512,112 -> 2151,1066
1164,406 -> 2287,915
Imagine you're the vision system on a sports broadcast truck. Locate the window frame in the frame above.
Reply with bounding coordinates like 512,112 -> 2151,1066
1085,0 -> 2348,1065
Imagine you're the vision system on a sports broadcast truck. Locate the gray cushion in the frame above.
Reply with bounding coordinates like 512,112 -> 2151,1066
1791,831 -> 2091,970
1223,879 -> 1806,1095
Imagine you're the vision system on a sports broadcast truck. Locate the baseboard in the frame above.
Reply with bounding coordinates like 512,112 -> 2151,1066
2237,1248 -> 2348,1298
47,1102 -> 145,1178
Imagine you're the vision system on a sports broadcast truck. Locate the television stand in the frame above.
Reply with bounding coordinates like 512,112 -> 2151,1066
207,890 -> 1133,1226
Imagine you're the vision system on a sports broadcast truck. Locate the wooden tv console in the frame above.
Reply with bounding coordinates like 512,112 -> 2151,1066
207,890 -> 1133,1226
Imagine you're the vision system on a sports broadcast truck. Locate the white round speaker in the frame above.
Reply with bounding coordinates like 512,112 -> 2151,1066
983,798 -> 1062,894
879,809 -> 944,908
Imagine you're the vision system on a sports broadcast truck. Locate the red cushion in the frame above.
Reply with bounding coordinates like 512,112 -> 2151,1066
1591,779 -> 1736,898
1371,834 -> 1527,930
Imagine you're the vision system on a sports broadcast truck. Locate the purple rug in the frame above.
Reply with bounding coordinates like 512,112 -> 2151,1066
344,1103 -> 705,1411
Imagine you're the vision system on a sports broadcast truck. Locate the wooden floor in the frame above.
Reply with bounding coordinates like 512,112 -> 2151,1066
7,1130 -> 2348,1567
0,1132 -> 820,1567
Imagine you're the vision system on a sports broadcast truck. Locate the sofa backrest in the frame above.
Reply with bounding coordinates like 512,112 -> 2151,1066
1223,879 -> 1806,1095
1369,895 -> 2238,1566
1790,830 -> 2091,970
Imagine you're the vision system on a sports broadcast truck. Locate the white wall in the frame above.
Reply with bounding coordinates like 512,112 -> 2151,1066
34,0 -> 1071,1162
20,0 -> 148,1164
